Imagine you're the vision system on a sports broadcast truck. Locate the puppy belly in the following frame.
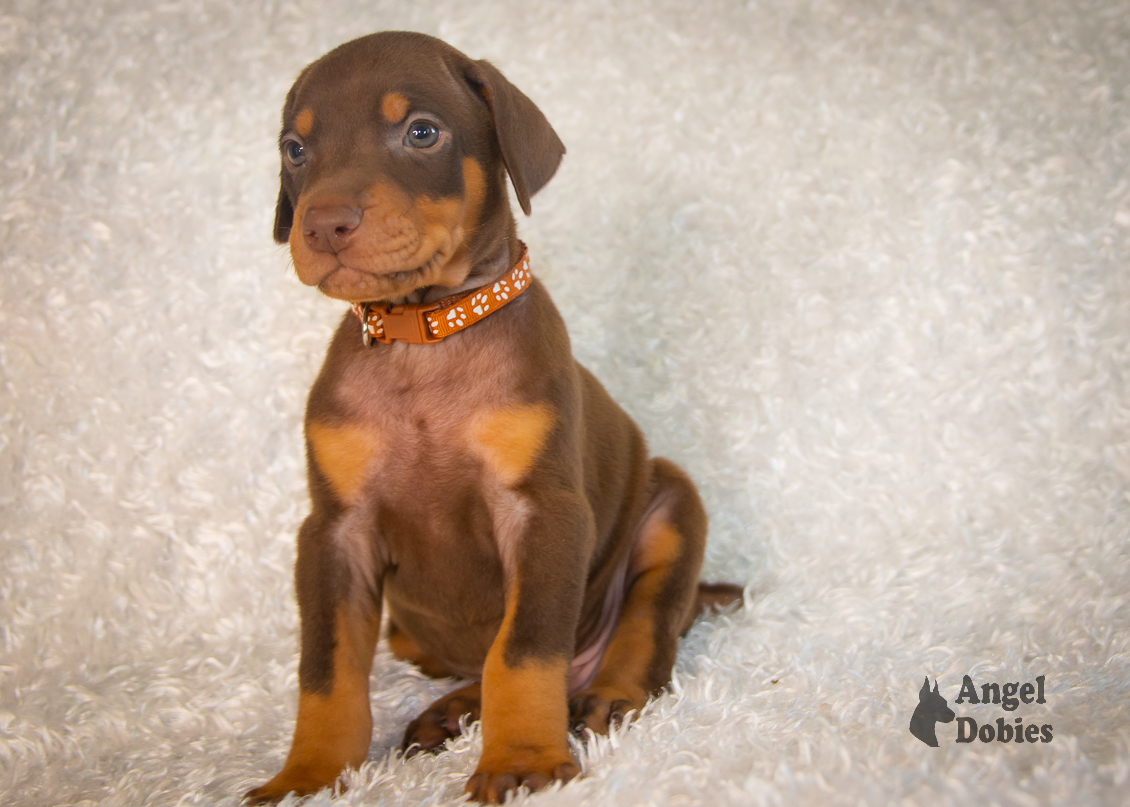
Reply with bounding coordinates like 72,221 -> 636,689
384,599 -> 500,680
386,563 -> 631,692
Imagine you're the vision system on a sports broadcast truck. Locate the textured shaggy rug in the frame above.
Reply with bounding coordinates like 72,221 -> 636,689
2,0 -> 1129,805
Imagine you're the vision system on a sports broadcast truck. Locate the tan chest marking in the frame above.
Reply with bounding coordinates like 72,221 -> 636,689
469,403 -> 555,487
295,108 -> 315,138
307,422 -> 382,502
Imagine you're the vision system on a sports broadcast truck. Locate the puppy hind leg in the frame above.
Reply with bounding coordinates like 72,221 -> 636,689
401,682 -> 482,756
569,458 -> 706,735
387,614 -> 480,755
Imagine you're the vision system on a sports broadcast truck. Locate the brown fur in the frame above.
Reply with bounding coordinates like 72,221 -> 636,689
246,31 -> 743,805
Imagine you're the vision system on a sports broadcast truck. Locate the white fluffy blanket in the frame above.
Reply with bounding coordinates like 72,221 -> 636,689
2,1 -> 1128,804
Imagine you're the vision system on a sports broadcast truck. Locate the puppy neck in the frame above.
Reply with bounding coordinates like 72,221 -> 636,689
400,228 -> 523,306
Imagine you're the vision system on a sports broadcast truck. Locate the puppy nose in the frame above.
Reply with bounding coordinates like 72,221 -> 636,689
302,205 -> 362,253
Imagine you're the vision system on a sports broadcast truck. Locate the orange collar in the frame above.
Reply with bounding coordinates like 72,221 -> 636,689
350,248 -> 532,345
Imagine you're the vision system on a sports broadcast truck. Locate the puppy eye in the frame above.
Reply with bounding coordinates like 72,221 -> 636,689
282,139 -> 306,167
405,120 -> 440,149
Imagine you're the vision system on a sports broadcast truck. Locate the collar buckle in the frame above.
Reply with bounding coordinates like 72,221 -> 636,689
378,302 -> 442,344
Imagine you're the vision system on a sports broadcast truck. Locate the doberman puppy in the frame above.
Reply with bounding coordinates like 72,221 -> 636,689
246,31 -> 743,805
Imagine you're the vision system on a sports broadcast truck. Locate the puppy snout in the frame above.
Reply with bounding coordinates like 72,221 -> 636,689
303,205 -> 363,253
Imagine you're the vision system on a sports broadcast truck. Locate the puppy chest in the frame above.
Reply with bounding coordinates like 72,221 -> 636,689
306,419 -> 483,503
306,393 -> 555,501
303,408 -> 542,565
303,378 -> 557,618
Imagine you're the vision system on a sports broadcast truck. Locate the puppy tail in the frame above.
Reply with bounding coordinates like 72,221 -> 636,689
681,582 -> 745,634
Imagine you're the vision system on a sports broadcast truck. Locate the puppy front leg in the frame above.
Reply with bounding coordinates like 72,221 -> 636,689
247,510 -> 382,803
466,495 -> 588,804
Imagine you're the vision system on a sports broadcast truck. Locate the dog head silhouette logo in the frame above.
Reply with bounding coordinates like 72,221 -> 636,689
909,677 -> 955,747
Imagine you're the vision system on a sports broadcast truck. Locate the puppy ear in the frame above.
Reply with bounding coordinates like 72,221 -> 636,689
274,179 -> 294,244
464,59 -> 565,216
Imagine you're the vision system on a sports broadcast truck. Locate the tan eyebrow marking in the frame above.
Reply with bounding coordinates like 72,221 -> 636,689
381,92 -> 409,124
295,108 -> 315,138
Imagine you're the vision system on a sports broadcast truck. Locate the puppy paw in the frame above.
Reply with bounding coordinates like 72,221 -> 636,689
244,783 -> 292,805
465,751 -> 579,804
244,765 -> 339,804
401,683 -> 481,757
568,687 -> 643,736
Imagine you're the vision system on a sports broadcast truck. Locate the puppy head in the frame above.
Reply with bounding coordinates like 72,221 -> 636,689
274,32 -> 565,303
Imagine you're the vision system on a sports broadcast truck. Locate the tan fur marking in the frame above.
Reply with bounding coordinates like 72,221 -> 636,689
295,108 -> 315,138
478,657 -> 571,766
461,156 -> 486,231
381,92 -> 409,124
584,521 -> 683,706
470,403 -> 555,487
413,195 -> 463,236
634,516 -> 682,571
422,157 -> 489,288
248,608 -> 377,800
387,623 -> 423,663
387,621 -> 454,678
476,586 -> 572,781
307,422 -> 381,502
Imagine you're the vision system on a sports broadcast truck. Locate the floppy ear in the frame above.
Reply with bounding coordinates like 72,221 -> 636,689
274,179 -> 294,244
274,78 -> 304,245
464,59 -> 566,216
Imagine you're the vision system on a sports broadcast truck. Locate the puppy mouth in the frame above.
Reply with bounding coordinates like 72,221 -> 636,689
317,250 -> 448,303
367,264 -> 425,287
